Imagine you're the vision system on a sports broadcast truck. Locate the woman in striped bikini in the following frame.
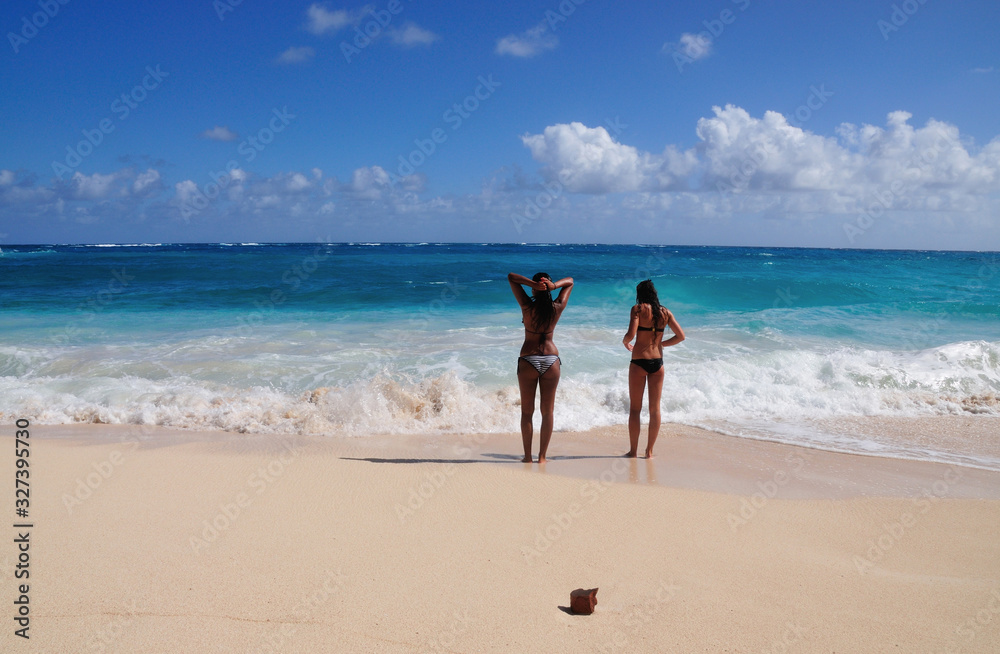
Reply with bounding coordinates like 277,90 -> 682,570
622,280 -> 685,458
508,271 -> 574,463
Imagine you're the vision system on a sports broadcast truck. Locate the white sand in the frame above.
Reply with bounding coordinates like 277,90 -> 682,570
2,422 -> 998,653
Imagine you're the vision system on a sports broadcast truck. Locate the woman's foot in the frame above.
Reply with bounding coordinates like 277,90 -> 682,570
521,455 -> 533,463
645,449 -> 654,459
624,450 -> 638,458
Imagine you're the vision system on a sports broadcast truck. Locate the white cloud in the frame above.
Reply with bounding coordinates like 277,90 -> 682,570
521,122 -> 697,193
675,32 -> 712,61
696,105 -> 860,192
522,107 -> 1000,211
0,172 -> 54,206
70,171 -> 120,200
276,46 -> 315,64
971,66 -> 994,74
388,22 -> 439,47
201,126 -> 238,141
286,172 -> 311,192
174,179 -> 201,206
305,3 -> 371,35
496,23 -> 558,58
132,168 -> 162,195
348,165 -> 392,199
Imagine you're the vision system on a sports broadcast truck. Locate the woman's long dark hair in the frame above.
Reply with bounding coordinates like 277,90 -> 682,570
636,279 -> 664,328
528,272 -> 555,330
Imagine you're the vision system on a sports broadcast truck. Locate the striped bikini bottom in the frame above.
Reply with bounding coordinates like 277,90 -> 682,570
517,355 -> 561,375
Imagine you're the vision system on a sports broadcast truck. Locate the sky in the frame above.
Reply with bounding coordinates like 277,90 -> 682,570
1,0 -> 998,249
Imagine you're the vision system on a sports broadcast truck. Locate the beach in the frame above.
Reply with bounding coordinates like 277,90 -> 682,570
5,419 -> 999,653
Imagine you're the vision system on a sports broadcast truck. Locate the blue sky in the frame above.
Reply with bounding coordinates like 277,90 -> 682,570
1,0 -> 998,248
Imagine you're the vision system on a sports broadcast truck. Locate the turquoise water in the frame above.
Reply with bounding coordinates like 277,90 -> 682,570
2,243 -> 998,466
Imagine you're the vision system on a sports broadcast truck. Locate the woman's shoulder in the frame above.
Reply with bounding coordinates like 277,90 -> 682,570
632,303 -> 653,320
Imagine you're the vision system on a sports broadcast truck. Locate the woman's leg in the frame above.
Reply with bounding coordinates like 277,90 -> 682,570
627,363 -> 646,457
536,360 -> 561,463
645,367 -> 665,457
517,359 -> 539,462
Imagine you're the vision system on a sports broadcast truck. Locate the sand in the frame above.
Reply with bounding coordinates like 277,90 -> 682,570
2,421 -> 999,653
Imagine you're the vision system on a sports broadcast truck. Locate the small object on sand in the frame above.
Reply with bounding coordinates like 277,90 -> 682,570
570,588 -> 598,615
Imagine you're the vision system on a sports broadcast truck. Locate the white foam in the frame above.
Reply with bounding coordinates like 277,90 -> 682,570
2,332 -> 998,467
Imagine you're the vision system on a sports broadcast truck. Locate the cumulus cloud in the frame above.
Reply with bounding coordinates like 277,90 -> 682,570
388,22 -> 439,47
201,126 -> 238,141
305,3 -> 371,35
521,122 -> 697,193
70,171 -> 121,200
0,171 -> 54,207
496,23 -> 558,58
674,32 -> 712,61
347,165 -> 393,200
696,105 -> 861,192
276,46 -> 315,64
522,107 -> 1000,209
285,172 -> 312,192
132,168 -> 162,195
174,179 -> 202,206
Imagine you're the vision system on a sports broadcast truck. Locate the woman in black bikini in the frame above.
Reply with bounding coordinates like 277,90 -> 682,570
508,272 -> 574,463
622,280 -> 685,458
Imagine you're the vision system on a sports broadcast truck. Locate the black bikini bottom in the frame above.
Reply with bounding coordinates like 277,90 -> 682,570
630,358 -> 663,374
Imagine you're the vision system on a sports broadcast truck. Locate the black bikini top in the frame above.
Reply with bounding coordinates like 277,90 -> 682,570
636,306 -> 668,333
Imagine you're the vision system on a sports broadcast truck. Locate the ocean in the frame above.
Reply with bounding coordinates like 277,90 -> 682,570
2,243 -> 998,468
